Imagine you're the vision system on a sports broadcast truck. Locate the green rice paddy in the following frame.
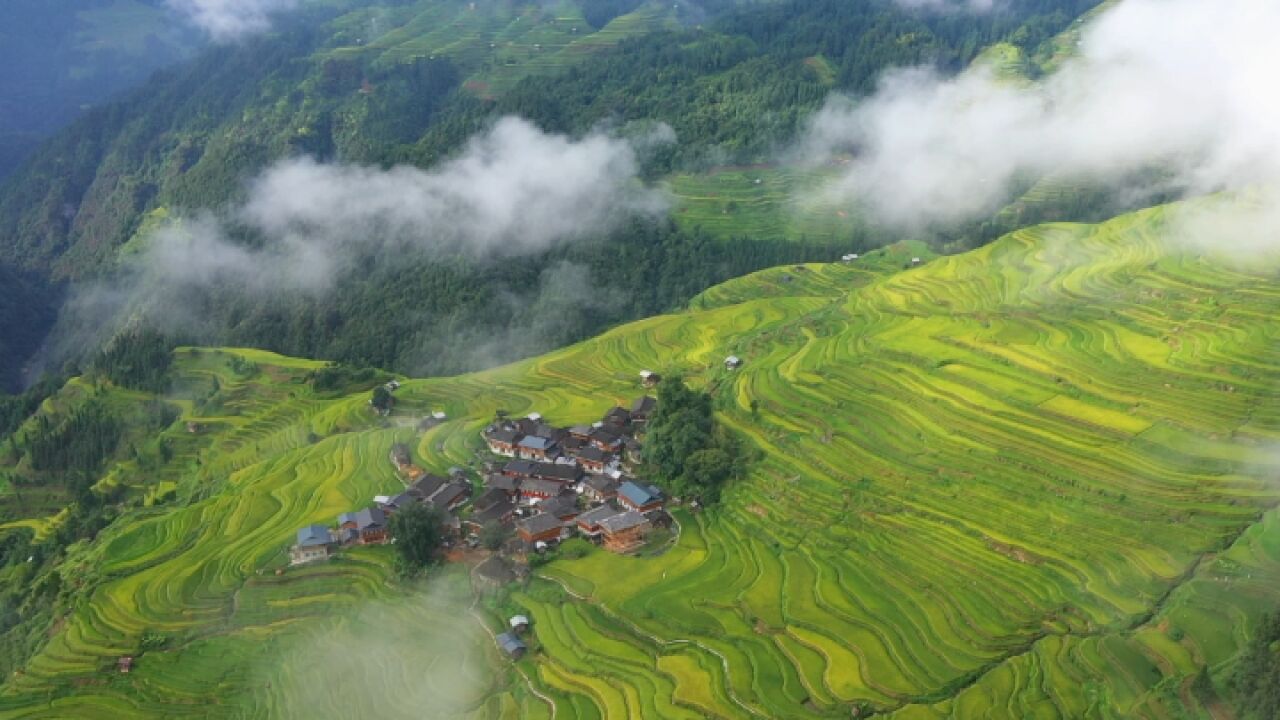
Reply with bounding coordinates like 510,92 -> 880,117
1,201 -> 1277,717
322,0 -> 675,98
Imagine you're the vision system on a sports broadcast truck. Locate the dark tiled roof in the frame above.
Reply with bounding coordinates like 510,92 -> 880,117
577,504 -> 622,527
517,513 -> 564,536
475,555 -> 515,583
585,474 -> 619,493
410,474 -> 448,498
519,478 -> 565,497
631,396 -> 656,414
470,499 -> 515,525
599,510 -> 649,534
486,474 -> 519,492
355,507 -> 387,530
540,495 -> 580,520
504,461 -> 579,482
603,407 -> 631,425
578,446 -> 609,463
387,491 -> 417,508
430,482 -> 471,509
473,488 -> 509,513
486,428 -> 522,444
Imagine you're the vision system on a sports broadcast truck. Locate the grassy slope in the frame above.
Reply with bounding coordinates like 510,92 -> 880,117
0,201 -> 1277,717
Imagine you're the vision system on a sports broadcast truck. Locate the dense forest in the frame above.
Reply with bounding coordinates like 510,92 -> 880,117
0,0 -> 1102,392
644,376 -> 744,504
1232,610 -> 1280,719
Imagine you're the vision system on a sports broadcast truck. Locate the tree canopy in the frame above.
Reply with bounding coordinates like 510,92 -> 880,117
1232,610 -> 1280,719
644,376 -> 742,504
389,502 -> 445,570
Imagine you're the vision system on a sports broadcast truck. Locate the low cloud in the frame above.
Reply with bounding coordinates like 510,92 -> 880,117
445,260 -> 631,373
51,117 -> 670,357
242,117 -> 667,258
804,0 -> 1280,246
263,578 -> 500,717
166,0 -> 300,40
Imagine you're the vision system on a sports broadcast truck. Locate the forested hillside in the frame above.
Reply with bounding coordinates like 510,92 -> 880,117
0,0 -> 1100,391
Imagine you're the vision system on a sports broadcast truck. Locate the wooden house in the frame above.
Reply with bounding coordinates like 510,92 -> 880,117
503,461 -> 580,484
430,482 -> 472,512
464,490 -> 516,534
509,615 -> 530,635
576,504 -> 622,538
409,474 -> 448,500
725,355 -> 743,370
602,406 -> 631,429
577,445 -> 610,474
540,494 -> 581,522
582,474 -> 620,503
629,396 -> 657,424
639,370 -> 661,388
290,524 -> 336,565
618,482 -> 664,513
339,507 -> 389,545
516,513 -> 564,544
518,477 -> 564,501
599,511 -> 651,553
485,473 -> 520,495
515,435 -> 558,462
485,428 -> 523,457
588,428 -> 622,453
473,555 -> 516,594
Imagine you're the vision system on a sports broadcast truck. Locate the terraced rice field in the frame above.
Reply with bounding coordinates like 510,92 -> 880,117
667,166 -> 864,243
322,0 -> 675,98
1,201 -> 1277,717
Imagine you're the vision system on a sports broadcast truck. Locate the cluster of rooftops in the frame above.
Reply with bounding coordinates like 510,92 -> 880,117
480,396 -> 670,554
289,389 -> 672,566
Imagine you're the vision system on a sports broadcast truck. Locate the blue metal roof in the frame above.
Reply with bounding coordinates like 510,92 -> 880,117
619,481 -> 657,507
296,524 -> 332,547
517,436 -> 554,450
497,632 -> 526,654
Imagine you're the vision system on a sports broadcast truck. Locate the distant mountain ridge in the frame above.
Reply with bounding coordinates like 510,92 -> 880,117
0,0 -> 199,180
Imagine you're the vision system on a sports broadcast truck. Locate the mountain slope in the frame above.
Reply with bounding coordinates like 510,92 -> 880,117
0,0 -> 1101,392
0,0 -> 197,180
0,200 -> 1275,716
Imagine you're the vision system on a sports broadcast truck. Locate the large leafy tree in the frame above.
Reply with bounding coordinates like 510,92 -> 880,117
389,503 -> 444,570
1233,610 -> 1280,719
644,376 -> 741,503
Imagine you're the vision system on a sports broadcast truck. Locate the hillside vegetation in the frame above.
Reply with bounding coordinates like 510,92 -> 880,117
0,201 -> 1275,717
0,0 -> 1102,390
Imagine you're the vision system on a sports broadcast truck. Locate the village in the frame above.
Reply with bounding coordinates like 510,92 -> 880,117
286,368 -> 677,606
